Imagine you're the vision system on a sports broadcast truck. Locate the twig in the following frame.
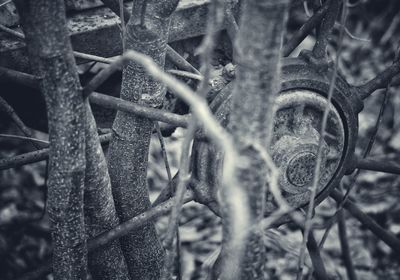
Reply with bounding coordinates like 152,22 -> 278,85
119,0 -> 126,51
0,133 -> 111,170
0,133 -> 49,146
89,92 -> 189,127
306,231 -> 329,280
15,191 -> 195,280
0,0 -> 12,8
338,206 -> 358,280
0,96 -> 41,149
160,122 -> 196,280
155,121 -> 182,279
224,1 -> 239,42
330,190 -> 400,254
283,0 -> 330,56
297,2 -> 347,279
0,24 -> 116,64
165,47 -> 201,75
166,69 -> 203,81
0,67 -> 190,128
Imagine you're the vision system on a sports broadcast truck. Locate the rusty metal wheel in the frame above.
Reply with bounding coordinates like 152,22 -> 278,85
190,0 -> 400,258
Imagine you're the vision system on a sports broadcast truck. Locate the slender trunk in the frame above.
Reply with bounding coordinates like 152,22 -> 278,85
84,102 -> 131,280
224,0 -> 289,278
107,1 -> 179,278
14,0 -> 87,279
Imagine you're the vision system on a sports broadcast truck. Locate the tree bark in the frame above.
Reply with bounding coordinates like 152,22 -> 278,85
14,0 -> 87,279
224,0 -> 289,278
84,102 -> 130,280
107,1 -> 179,279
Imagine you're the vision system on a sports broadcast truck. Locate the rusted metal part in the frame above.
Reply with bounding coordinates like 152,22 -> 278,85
0,0 -> 225,72
191,55 -> 362,213
352,157 -> 400,175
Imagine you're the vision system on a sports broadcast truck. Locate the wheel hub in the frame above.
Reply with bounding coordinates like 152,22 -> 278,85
191,56 -> 362,213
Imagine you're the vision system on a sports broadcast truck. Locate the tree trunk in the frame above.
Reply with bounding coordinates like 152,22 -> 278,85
107,1 -> 179,279
84,103 -> 131,280
14,0 -> 87,279
224,0 -> 289,278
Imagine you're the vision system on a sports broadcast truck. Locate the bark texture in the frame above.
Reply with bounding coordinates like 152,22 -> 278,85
84,102 -> 130,280
14,0 -> 87,279
107,1 -> 179,279
225,0 -> 289,278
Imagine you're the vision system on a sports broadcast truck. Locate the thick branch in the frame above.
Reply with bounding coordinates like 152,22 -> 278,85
225,0 -> 289,278
100,0 -> 200,74
106,1 -> 179,278
16,191 -> 195,280
14,0 -> 87,278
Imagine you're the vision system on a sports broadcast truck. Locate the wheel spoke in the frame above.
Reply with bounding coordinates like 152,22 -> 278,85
312,0 -> 340,59
357,61 -> 400,99
330,190 -> 400,254
354,157 -> 400,175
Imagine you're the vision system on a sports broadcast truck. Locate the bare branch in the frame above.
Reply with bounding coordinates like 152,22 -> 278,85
0,133 -> 48,146
306,231 -> 329,280
0,133 -> 111,170
16,191 -> 195,280
297,2 -> 348,279
331,190 -> 400,254
283,1 -> 330,57
338,207 -> 358,280
0,96 -> 41,149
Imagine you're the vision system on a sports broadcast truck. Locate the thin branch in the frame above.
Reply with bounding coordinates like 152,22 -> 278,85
0,23 -> 116,64
330,190 -> 400,254
0,96 -> 41,149
306,231 -> 329,280
166,69 -> 203,81
161,122 -> 196,280
119,0 -> 126,51
0,133 -> 49,146
224,1 -> 239,42
15,191 -> 195,280
89,91 -> 189,127
0,67 -> 190,128
0,133 -> 111,170
165,46 -> 201,75
297,2 -> 347,279
337,206 -> 358,280
283,1 -> 330,56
